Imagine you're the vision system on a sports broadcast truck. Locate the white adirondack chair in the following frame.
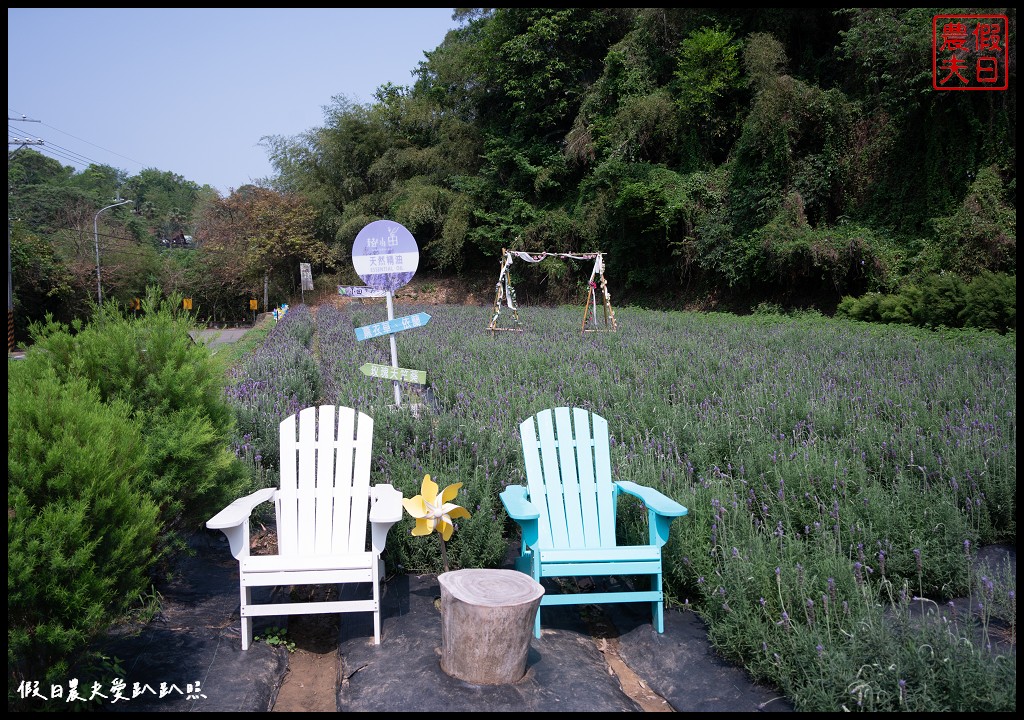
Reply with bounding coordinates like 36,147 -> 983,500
207,405 -> 402,649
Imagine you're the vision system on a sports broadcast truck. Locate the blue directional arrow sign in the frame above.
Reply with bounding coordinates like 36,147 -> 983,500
354,312 -> 431,341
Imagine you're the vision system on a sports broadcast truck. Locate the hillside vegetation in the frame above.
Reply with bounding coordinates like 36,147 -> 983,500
8,9 -> 1015,340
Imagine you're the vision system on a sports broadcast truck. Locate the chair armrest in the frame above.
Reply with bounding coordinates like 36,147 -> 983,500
616,481 -> 688,547
370,484 -> 404,524
500,485 -> 541,550
615,481 -> 688,517
369,484 -> 403,554
206,487 -> 276,559
206,487 -> 277,530
500,485 -> 540,521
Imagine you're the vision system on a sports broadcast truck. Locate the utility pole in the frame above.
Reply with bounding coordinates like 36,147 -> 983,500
8,114 -> 43,354
6,213 -> 11,355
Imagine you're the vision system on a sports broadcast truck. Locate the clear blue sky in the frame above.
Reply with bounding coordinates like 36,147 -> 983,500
8,8 -> 459,196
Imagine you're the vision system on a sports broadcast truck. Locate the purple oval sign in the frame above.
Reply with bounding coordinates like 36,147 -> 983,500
352,220 -> 419,292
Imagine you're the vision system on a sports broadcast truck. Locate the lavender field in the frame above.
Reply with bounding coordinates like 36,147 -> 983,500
226,301 -> 1016,711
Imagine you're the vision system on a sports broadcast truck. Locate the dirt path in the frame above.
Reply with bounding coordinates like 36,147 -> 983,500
582,605 -> 675,712
270,609 -> 340,713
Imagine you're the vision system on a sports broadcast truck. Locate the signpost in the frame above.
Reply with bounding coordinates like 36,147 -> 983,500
351,220 -> 422,406
351,220 -> 419,293
300,262 -> 313,303
338,285 -> 388,298
354,312 -> 430,341
359,363 -> 426,385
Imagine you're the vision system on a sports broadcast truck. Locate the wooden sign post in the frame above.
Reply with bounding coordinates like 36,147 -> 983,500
351,220 -> 422,406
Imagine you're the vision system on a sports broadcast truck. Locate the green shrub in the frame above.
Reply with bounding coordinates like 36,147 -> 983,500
837,273 -> 1015,334
913,273 -> 967,328
877,293 -> 913,324
142,408 -> 249,543
963,271 -> 1016,332
25,289 -> 249,548
835,295 -> 859,319
839,291 -> 883,322
8,363 -> 161,692
29,291 -> 234,429
930,164 -> 1016,276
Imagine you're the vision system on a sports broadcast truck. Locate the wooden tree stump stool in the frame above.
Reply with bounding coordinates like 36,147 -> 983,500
437,568 -> 545,685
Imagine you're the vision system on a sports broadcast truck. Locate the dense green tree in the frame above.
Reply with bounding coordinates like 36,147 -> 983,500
9,221 -> 79,339
476,8 -> 626,141
7,8 -> 1017,317
7,182 -> 96,236
121,167 -> 216,241
837,8 -> 1016,235
729,33 -> 857,235
568,21 -> 678,168
7,148 -> 73,188
930,164 -> 1016,277
672,26 -> 744,163
67,163 -> 128,201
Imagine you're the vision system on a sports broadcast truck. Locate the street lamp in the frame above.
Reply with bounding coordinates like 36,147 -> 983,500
94,199 -> 132,307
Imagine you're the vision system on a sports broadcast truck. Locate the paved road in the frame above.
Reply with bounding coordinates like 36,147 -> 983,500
191,326 -> 253,349
10,324 -> 257,360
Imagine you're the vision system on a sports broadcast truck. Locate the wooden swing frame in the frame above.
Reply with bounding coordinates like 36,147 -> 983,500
488,249 -> 618,334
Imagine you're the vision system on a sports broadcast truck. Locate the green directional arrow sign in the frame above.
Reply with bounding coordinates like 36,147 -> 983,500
359,363 -> 426,385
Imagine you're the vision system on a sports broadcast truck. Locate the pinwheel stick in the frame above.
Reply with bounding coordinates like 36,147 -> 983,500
439,536 -> 450,574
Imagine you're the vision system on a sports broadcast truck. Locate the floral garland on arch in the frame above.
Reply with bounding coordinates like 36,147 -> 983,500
488,248 -> 618,333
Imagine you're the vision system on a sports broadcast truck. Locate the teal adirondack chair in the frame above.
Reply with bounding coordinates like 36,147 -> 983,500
500,407 -> 688,638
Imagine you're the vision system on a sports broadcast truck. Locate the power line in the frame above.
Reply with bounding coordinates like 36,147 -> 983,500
38,120 -> 146,168
14,142 -> 84,168
8,122 -> 45,151
8,139 -> 44,148
31,137 -> 98,167
7,127 -> 112,170
37,225 -> 202,260
8,108 -> 147,170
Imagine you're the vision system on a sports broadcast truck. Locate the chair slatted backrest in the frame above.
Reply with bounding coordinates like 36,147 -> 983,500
521,407 -> 617,549
278,405 -> 374,556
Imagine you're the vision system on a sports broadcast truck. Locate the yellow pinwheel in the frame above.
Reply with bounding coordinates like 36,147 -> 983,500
402,474 -> 471,542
